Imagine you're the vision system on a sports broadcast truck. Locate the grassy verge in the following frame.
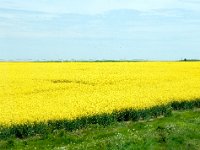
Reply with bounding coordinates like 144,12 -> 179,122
0,108 -> 200,149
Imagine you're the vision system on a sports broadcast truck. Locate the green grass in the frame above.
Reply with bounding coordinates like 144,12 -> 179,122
0,109 -> 200,150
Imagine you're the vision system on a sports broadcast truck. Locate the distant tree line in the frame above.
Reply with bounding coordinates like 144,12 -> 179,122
180,58 -> 200,62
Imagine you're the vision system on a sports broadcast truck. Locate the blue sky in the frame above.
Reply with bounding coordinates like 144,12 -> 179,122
0,0 -> 200,60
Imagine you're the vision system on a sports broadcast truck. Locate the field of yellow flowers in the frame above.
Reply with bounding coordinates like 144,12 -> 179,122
0,62 -> 200,126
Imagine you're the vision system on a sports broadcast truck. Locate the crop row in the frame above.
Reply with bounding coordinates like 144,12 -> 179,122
0,99 -> 199,139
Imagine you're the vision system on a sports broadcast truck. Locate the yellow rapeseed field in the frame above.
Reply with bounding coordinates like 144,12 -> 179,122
0,62 -> 200,125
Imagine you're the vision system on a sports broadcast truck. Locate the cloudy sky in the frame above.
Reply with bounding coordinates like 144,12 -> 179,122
0,0 -> 200,60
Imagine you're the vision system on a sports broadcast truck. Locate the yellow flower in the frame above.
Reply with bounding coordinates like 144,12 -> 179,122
0,62 -> 200,125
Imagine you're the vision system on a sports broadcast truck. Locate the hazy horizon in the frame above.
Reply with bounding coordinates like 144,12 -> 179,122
1,0 -> 200,60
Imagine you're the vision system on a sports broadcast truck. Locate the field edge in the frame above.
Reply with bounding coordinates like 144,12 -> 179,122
0,99 -> 200,139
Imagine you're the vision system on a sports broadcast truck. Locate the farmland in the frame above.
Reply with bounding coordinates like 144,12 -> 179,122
0,62 -> 200,139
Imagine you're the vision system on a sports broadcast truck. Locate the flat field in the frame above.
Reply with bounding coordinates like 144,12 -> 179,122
0,62 -> 200,125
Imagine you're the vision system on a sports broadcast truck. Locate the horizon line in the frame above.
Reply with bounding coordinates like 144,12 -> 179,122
0,59 -> 200,63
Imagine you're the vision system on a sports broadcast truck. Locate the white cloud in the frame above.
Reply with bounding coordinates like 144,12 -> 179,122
0,0 -> 200,39
0,0 -> 199,14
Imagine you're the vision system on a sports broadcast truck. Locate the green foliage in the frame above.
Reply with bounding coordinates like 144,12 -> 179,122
1,109 -> 200,150
0,100 -> 199,140
171,99 -> 200,110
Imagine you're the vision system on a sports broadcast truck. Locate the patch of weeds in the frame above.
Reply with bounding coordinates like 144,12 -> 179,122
156,126 -> 168,143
